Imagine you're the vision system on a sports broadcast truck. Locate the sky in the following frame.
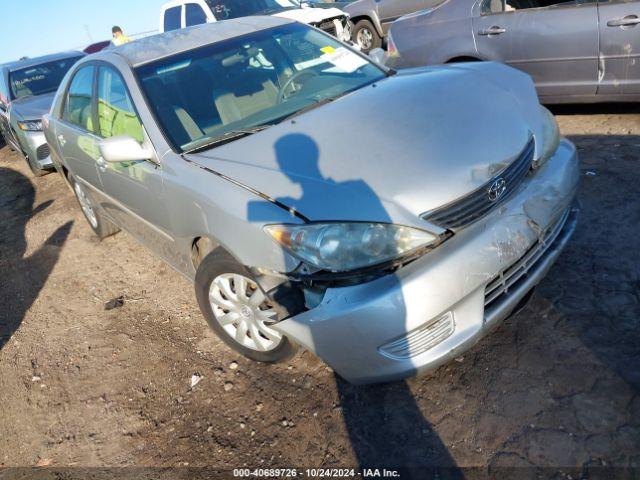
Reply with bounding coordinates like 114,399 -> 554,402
0,0 -> 164,63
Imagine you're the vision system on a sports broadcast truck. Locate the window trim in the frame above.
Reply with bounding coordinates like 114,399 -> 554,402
60,63 -> 98,134
478,0 -> 593,15
95,63 -> 145,141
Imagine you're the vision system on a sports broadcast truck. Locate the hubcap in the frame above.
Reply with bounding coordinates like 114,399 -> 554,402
74,181 -> 98,228
357,27 -> 374,51
209,273 -> 283,352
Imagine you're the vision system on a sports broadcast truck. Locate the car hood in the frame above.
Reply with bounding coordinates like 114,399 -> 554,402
187,62 -> 546,227
273,6 -> 347,23
11,91 -> 56,120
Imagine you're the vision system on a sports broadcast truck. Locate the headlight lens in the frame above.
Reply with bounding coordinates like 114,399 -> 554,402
536,106 -> 560,167
17,120 -> 43,132
264,222 -> 438,272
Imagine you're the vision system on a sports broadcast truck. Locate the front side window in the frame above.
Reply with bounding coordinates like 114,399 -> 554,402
97,67 -> 144,143
62,66 -> 96,133
164,6 -> 182,31
186,3 -> 208,26
205,0 -> 299,20
482,0 -> 578,12
9,56 -> 83,100
137,23 -> 385,152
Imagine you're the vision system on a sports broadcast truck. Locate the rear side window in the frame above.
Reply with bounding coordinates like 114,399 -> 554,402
164,6 -> 182,31
62,66 -> 96,133
97,67 -> 144,143
186,3 -> 208,26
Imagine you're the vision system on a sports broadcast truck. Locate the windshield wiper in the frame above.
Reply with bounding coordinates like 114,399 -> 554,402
183,124 -> 274,154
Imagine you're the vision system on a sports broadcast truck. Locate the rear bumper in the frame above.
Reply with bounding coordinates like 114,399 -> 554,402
274,139 -> 580,384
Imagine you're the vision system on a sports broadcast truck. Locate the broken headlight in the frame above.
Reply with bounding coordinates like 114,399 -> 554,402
264,222 -> 438,273
536,106 -> 560,168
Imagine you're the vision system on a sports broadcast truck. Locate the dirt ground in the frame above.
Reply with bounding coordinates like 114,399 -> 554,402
0,106 -> 639,475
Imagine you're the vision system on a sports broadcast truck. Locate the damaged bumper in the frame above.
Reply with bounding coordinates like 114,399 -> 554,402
273,139 -> 580,384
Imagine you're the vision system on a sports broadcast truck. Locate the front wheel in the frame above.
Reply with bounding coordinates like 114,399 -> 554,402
69,173 -> 120,239
352,19 -> 382,54
195,249 -> 297,363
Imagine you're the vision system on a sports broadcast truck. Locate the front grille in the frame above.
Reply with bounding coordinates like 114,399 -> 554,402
379,312 -> 455,360
36,143 -> 50,161
317,19 -> 337,37
423,138 -> 536,230
484,208 -> 570,309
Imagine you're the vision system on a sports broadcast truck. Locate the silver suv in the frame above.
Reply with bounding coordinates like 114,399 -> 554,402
343,0 -> 443,52
0,52 -> 84,176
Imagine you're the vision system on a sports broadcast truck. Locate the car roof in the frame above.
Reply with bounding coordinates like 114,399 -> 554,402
1,51 -> 85,72
104,16 -> 295,68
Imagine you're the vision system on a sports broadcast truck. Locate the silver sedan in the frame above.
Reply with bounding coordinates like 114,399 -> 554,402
44,16 -> 579,384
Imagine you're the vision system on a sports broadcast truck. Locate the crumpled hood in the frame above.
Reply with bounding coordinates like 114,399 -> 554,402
11,91 -> 56,121
274,6 -> 347,24
187,62 -> 547,227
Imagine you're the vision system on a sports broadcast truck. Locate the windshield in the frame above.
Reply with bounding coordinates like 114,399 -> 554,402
9,56 -> 83,100
137,23 -> 386,152
205,0 -> 299,19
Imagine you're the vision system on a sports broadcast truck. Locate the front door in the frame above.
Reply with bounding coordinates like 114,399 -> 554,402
597,0 -> 640,95
473,0 -> 600,98
94,65 -> 176,263
56,65 -> 104,191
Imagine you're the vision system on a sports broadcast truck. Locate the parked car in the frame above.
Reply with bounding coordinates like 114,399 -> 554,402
160,0 -> 351,42
84,40 -> 112,54
343,0 -> 443,52
0,52 -> 84,176
385,0 -> 640,103
44,17 -> 579,384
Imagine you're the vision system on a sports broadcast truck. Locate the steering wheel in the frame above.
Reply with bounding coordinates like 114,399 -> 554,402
277,70 -> 319,103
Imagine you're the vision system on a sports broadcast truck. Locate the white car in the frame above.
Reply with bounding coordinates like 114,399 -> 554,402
160,0 -> 351,42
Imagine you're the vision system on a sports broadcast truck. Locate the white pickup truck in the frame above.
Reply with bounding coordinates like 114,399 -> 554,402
160,0 -> 351,42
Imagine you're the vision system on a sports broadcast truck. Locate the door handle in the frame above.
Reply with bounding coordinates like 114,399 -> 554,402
97,157 -> 108,172
607,15 -> 640,27
478,26 -> 507,36
57,134 -> 66,147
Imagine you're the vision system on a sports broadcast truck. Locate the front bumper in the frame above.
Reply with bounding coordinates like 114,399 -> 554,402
274,139 -> 580,384
20,130 -> 53,169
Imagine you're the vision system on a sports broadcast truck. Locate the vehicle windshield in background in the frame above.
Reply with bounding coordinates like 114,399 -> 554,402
205,0 -> 299,19
9,57 -> 83,100
137,23 -> 385,152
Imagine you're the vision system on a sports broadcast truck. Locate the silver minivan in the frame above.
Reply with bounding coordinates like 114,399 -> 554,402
44,17 -> 579,384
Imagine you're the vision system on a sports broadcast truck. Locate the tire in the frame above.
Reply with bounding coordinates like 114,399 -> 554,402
195,248 -> 297,363
68,173 -> 120,239
352,19 -> 382,53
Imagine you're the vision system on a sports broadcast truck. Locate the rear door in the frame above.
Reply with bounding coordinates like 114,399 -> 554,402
473,0 -> 599,98
597,0 -> 640,95
55,65 -> 104,190
94,65 -> 175,259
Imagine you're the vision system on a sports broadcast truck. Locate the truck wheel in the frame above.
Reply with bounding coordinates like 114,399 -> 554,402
69,173 -> 120,239
195,248 -> 297,363
352,19 -> 382,53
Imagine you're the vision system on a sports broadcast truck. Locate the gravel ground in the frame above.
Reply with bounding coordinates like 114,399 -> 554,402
0,106 -> 638,475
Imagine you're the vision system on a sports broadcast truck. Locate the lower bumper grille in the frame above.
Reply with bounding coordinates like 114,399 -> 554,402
36,143 -> 50,161
379,312 -> 455,360
485,207 -> 570,309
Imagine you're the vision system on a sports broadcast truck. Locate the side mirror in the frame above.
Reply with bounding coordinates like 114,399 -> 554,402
368,48 -> 386,66
99,135 -> 153,163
